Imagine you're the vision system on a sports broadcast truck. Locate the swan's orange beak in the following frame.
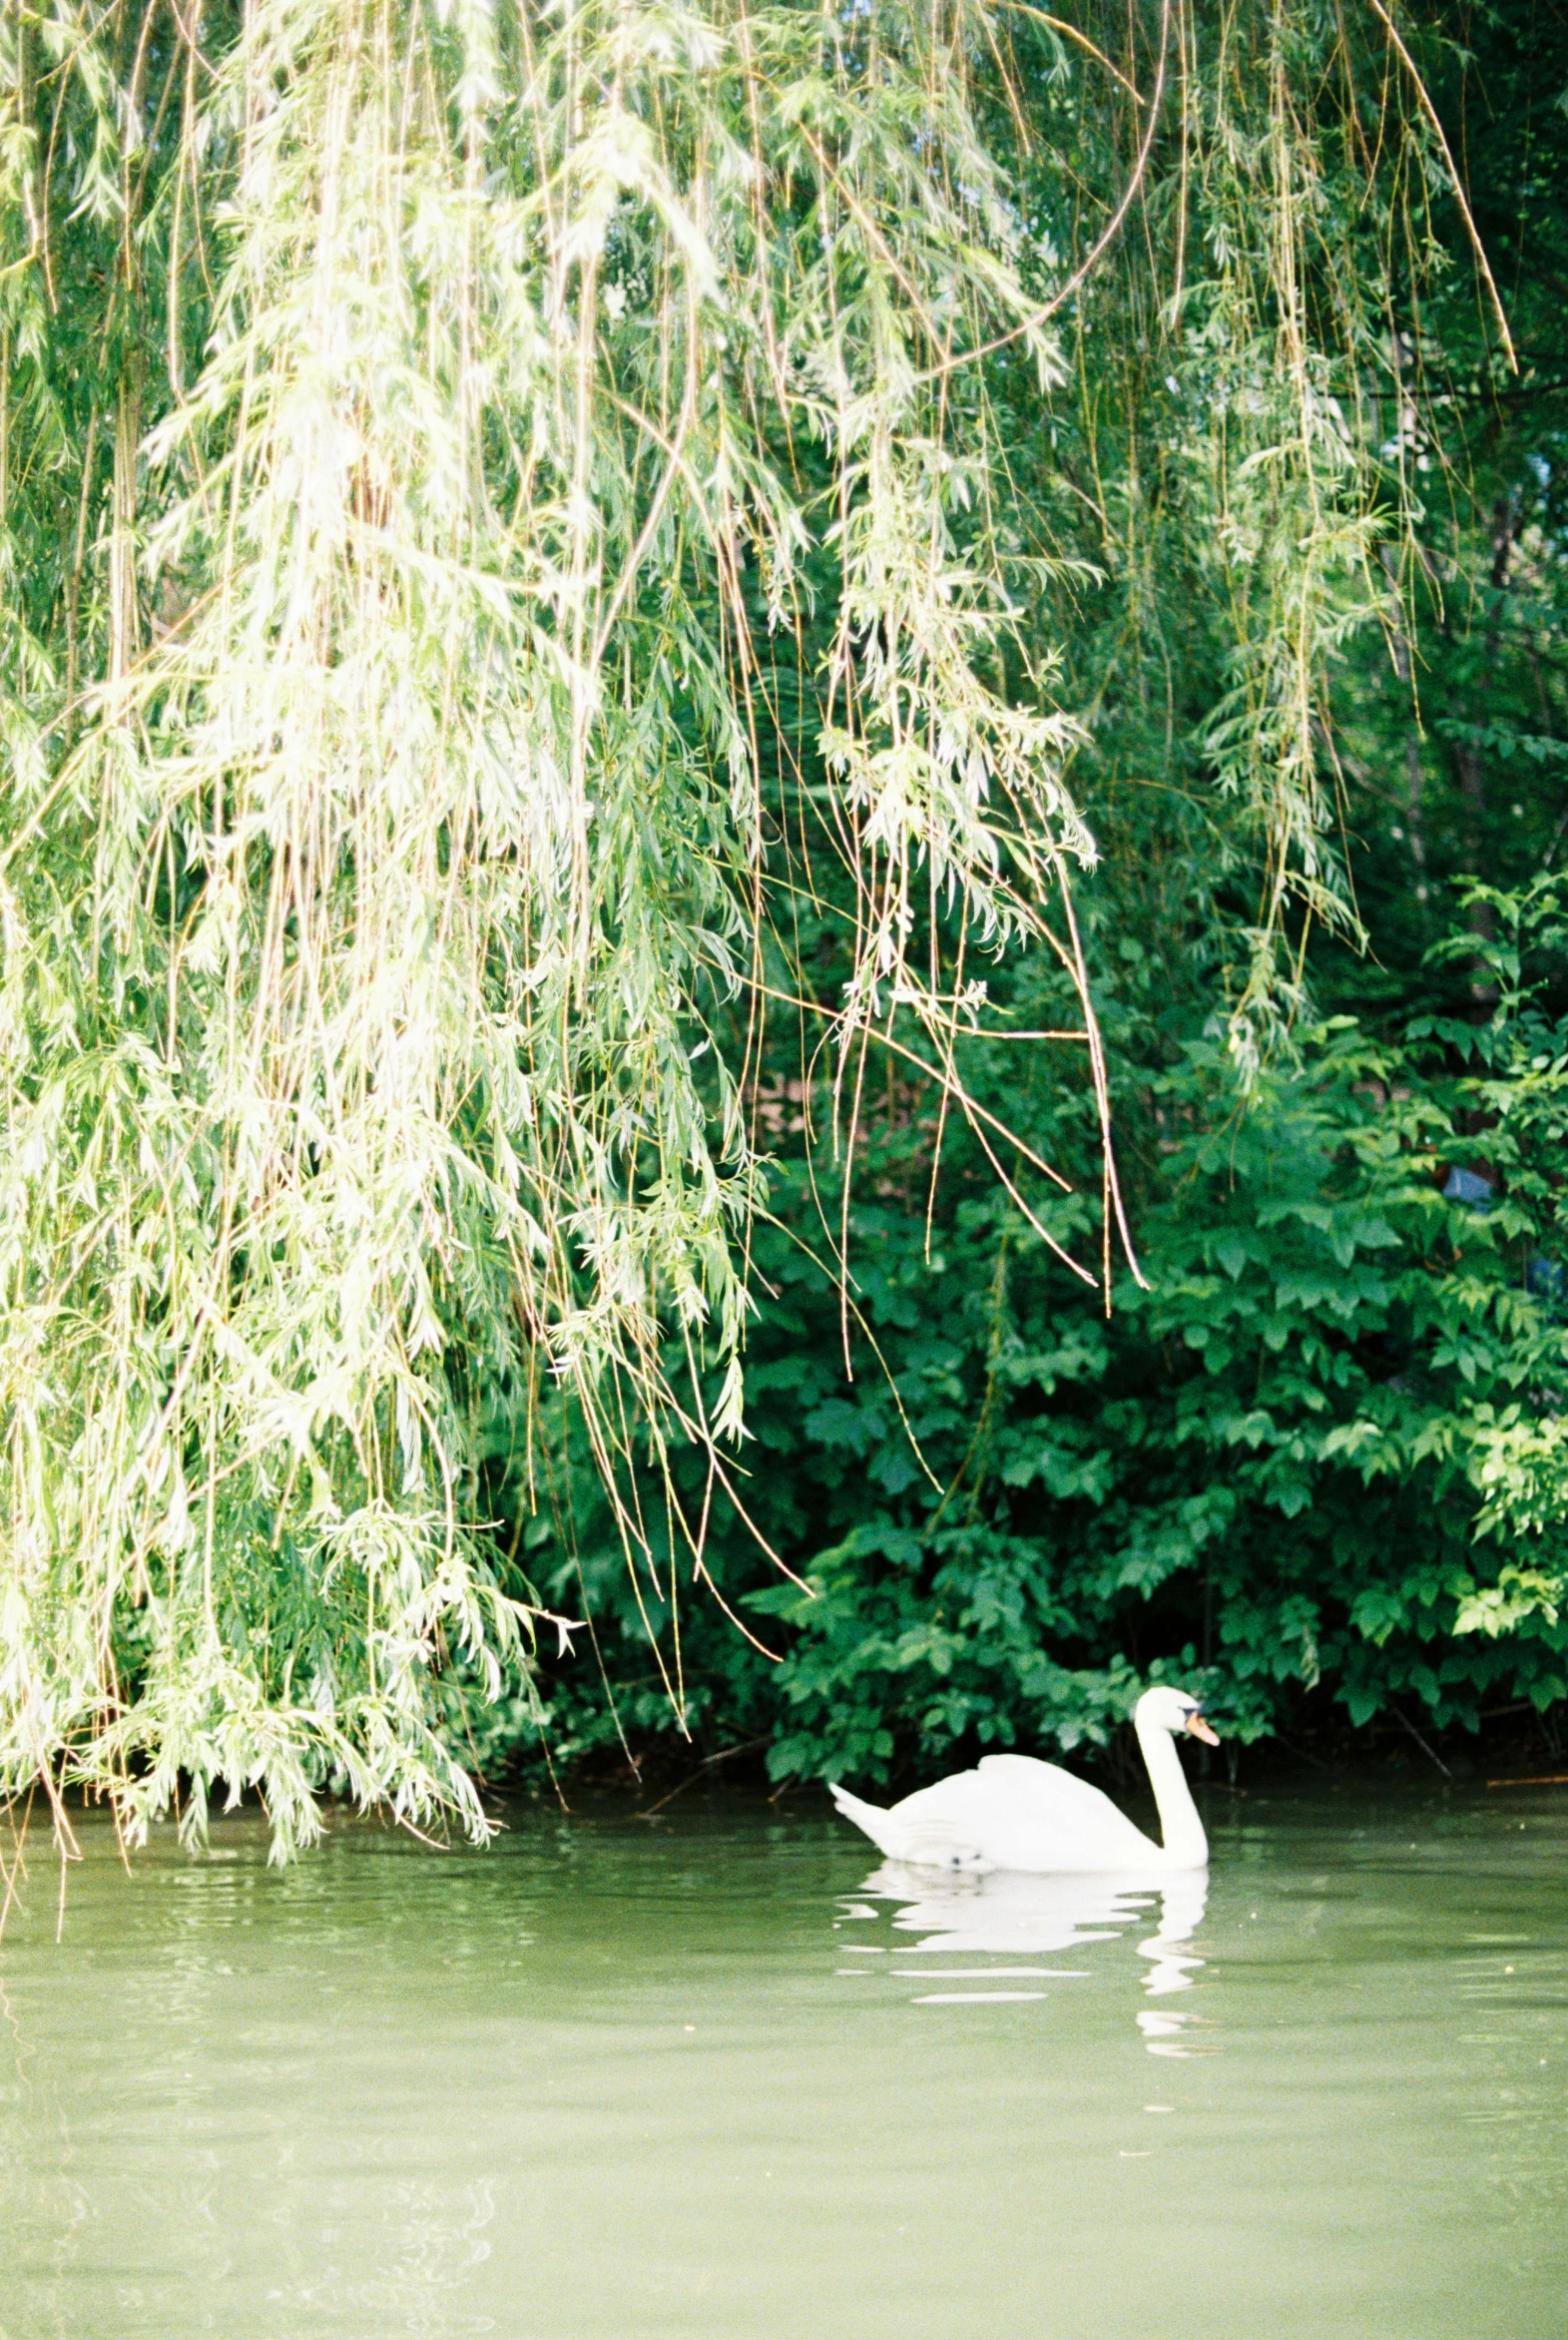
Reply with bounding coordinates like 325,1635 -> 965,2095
1186,1712 -> 1220,1745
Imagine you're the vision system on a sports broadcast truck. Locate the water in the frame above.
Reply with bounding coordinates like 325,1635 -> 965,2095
2,1779 -> 1567,2338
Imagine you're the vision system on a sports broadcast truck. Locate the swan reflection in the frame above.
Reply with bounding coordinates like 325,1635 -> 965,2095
840,1864 -> 1213,2054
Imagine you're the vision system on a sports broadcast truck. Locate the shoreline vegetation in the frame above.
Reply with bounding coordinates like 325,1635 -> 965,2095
1,1 -> 1566,1859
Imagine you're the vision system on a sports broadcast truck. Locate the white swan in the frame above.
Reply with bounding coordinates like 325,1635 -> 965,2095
828,1686 -> 1220,1873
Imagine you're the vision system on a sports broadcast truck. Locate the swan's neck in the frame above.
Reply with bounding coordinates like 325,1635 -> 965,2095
1135,1719 -> 1208,1868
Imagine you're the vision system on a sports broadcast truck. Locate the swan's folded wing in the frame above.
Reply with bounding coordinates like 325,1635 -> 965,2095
972,1754 -> 1160,1866
873,1771 -> 1002,1868
877,1754 -> 1159,1870
882,1815 -> 990,1870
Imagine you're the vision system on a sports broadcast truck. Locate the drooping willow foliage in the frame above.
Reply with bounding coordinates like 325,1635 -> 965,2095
0,0 -> 1491,1853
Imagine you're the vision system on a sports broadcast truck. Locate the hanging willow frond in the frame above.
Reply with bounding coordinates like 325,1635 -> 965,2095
0,0 -> 1480,1853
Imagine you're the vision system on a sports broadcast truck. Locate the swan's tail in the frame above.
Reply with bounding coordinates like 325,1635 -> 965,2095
828,1781 -> 899,1857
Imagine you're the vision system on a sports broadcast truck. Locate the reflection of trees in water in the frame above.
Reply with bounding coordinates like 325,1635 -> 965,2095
848,1865 -> 1216,2056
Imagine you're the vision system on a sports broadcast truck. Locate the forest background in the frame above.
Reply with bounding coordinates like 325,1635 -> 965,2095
3,0 -> 1567,1853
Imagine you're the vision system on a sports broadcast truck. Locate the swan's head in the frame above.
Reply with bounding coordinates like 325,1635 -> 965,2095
1135,1686 -> 1220,1745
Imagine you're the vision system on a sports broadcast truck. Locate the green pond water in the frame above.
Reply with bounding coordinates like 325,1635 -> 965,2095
2,1779 -> 1567,2338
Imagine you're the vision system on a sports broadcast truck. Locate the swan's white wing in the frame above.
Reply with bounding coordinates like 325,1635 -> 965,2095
868,1778 -> 991,1870
881,1754 -> 1159,1872
975,1754 -> 1161,1867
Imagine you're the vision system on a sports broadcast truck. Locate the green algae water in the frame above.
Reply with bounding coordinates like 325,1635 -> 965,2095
2,1781 -> 1567,2338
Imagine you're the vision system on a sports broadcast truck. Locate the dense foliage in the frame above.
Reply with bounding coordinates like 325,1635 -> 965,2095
479,0 -> 1568,1791
1,0 -> 1564,1849
491,874 -> 1568,1787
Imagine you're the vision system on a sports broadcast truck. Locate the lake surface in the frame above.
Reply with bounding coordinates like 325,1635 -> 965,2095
2,1777 -> 1567,2338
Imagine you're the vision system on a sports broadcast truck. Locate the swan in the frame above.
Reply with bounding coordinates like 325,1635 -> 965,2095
828,1686 -> 1220,1873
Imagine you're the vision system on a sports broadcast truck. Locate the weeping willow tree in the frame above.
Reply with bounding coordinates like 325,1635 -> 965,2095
0,0 -> 1493,1855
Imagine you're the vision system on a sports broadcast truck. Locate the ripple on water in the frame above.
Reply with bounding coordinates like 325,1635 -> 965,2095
0,1785 -> 1565,2339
